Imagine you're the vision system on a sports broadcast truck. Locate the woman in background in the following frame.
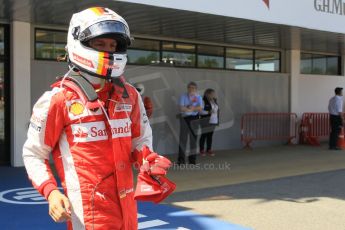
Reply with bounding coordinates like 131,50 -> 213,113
199,88 -> 219,156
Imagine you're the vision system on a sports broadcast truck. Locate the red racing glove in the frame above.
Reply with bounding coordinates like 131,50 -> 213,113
134,146 -> 176,203
135,173 -> 176,203
133,145 -> 172,175
141,152 -> 172,176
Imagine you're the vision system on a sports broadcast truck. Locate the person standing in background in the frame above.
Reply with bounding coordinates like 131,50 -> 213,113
199,88 -> 219,156
328,87 -> 344,150
178,82 -> 203,165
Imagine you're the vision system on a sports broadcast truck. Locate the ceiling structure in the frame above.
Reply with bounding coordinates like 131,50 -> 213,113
0,0 -> 344,54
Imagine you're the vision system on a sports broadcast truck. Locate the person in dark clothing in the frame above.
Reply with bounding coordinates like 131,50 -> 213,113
328,87 -> 344,150
178,82 -> 203,164
199,88 -> 219,156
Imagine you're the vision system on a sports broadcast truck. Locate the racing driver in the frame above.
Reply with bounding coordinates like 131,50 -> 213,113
22,7 -> 175,230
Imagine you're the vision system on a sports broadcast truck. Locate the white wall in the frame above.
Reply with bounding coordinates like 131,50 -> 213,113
11,21 -> 31,167
295,75 -> 345,115
125,66 -> 290,153
28,60 -> 345,157
31,61 -> 67,106
31,61 -> 289,154
28,57 -> 345,159
284,28 -> 345,118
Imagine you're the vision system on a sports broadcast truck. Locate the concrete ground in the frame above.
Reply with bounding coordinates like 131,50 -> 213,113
163,144 -> 345,230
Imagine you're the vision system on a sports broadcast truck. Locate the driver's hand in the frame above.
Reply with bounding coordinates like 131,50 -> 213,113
48,190 -> 72,223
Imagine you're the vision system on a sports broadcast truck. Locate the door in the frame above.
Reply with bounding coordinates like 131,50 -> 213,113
0,25 -> 10,165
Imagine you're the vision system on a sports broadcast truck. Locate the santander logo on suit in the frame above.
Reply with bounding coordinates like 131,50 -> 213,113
71,119 -> 132,142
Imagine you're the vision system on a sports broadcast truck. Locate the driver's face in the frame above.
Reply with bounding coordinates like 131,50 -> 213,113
89,38 -> 118,52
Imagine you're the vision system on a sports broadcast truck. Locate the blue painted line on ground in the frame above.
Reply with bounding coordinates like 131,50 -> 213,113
137,202 -> 250,230
0,166 -> 251,230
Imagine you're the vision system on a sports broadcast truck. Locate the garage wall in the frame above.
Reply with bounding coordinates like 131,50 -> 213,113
31,62 -> 289,154
31,61 -> 68,104
294,74 -> 345,116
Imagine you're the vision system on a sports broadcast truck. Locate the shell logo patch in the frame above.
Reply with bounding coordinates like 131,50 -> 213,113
70,102 -> 85,116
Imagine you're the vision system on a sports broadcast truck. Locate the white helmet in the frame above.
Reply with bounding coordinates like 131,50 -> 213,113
67,7 -> 131,79
134,83 -> 145,95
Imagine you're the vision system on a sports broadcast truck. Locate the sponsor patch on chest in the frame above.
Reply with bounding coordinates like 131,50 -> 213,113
70,118 -> 132,142
71,121 -> 108,142
109,118 -> 132,138
66,99 -> 102,120
69,102 -> 85,116
114,103 -> 132,112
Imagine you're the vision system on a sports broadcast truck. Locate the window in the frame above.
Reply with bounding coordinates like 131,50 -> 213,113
0,24 -> 9,164
32,31 -> 283,73
312,54 -> 327,74
255,50 -> 280,72
301,53 -> 312,74
35,29 -> 67,60
226,48 -> 253,70
162,42 -> 196,67
127,50 -> 160,65
162,51 -> 196,67
197,45 -> 224,69
301,53 -> 341,75
327,56 -> 339,75
127,38 -> 160,64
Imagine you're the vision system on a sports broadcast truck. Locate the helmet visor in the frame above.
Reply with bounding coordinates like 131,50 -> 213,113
79,20 -> 130,44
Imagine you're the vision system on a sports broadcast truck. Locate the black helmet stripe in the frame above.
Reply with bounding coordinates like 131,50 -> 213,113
106,55 -> 114,78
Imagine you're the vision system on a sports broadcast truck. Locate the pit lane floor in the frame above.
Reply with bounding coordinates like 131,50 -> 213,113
165,144 -> 345,230
2,144 -> 345,229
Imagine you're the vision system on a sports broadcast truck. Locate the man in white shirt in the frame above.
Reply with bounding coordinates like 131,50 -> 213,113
328,87 -> 343,150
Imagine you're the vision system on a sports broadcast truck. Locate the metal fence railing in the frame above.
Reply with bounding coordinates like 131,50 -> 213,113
241,113 -> 298,148
299,113 -> 331,146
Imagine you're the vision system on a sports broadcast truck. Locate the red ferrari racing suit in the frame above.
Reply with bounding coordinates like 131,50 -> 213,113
23,77 -> 152,230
